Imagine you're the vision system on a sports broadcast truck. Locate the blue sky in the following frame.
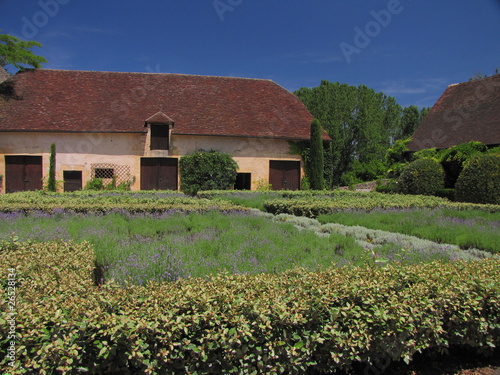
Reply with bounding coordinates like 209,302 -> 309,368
1,0 -> 499,108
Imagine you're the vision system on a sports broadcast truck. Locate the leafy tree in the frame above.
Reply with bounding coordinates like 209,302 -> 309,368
295,80 -> 402,186
0,33 -> 47,71
397,105 -> 421,140
309,119 -> 324,190
179,150 -> 238,195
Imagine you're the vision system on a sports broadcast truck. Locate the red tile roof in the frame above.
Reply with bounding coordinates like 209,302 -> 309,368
0,69 -> 318,141
144,111 -> 174,125
408,75 -> 500,151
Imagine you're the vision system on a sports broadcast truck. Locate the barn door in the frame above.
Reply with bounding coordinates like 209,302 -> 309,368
269,160 -> 300,190
5,156 -> 43,193
140,158 -> 178,190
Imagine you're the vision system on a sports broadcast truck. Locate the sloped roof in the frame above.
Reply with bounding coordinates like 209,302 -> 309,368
0,69 -> 318,141
408,74 -> 500,151
144,111 -> 174,125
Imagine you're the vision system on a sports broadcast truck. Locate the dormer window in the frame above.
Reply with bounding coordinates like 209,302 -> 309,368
145,111 -> 175,151
150,125 -> 169,150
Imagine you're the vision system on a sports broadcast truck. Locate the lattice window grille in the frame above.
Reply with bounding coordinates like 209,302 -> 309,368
91,164 -> 131,185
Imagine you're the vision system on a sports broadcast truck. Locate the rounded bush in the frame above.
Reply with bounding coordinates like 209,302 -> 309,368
398,158 -> 444,196
179,150 -> 238,196
455,153 -> 500,204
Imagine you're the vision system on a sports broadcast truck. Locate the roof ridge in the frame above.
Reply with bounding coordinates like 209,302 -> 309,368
36,68 -> 274,83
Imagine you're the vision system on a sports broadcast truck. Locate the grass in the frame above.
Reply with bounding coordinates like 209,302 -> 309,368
0,210 -> 370,285
318,208 -> 500,253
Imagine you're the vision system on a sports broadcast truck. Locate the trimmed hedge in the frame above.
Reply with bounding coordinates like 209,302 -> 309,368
0,191 -> 244,214
398,158 -> 444,196
455,153 -> 500,205
1,241 -> 499,374
263,191 -> 500,218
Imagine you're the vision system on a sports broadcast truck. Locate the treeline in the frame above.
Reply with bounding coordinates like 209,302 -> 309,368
294,80 -> 429,187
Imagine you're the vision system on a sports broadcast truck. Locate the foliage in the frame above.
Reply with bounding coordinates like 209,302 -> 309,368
84,177 -> 104,191
412,147 -> 441,161
342,159 -> 387,185
385,138 -> 412,178
435,188 -> 455,201
179,150 -> 238,195
0,211 -> 369,285
318,208 -> 500,254
439,141 -> 488,188
295,81 -> 403,186
309,119 -> 325,189
263,190 -> 500,218
0,33 -> 47,70
0,190 -> 242,214
274,213 -> 496,259
47,143 -> 57,192
252,178 -> 273,192
396,105 -> 421,140
455,153 -> 500,205
398,158 -> 444,196
1,240 -> 499,373
375,180 -> 399,194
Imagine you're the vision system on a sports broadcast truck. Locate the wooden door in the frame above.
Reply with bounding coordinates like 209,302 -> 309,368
5,156 -> 43,193
63,171 -> 82,192
141,158 -> 178,190
269,160 -> 300,190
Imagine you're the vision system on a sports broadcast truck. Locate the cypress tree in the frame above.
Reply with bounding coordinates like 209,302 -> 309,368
47,143 -> 56,192
309,119 -> 325,190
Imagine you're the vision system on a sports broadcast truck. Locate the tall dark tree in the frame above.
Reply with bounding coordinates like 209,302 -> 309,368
309,119 -> 324,190
47,143 -> 56,192
0,33 -> 47,71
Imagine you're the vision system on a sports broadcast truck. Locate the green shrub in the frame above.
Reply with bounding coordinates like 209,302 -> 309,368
180,150 -> 238,196
440,141 -> 487,188
398,158 -> 444,196
455,153 -> 500,204
435,188 -> 455,201
385,138 -> 411,178
84,177 -> 104,190
412,147 -> 441,161
1,240 -> 499,374
375,180 -> 398,194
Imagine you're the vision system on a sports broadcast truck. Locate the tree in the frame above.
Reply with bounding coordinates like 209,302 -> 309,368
309,119 -> 324,190
0,33 -> 47,71
47,143 -> 56,192
397,105 -> 421,140
295,80 -> 402,186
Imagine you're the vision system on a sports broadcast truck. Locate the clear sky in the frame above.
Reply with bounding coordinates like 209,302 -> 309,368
1,0 -> 499,108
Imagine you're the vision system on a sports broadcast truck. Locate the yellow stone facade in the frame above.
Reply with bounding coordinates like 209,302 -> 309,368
0,130 -> 303,193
